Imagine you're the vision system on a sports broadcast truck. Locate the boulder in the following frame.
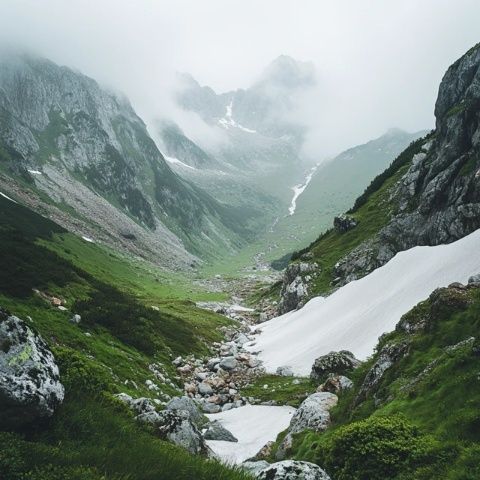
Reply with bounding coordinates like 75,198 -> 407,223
289,392 -> 338,434
317,375 -> 353,394
278,262 -> 318,314
310,350 -> 360,382
257,460 -> 331,480
219,356 -> 238,371
69,314 -> 81,324
166,396 -> 207,427
333,215 -> 358,233
198,381 -> 214,396
241,461 -> 270,476
156,410 -> 207,455
115,393 -> 156,415
276,365 -> 294,377
203,420 -> 238,442
0,309 -> 65,427
468,274 -> 480,284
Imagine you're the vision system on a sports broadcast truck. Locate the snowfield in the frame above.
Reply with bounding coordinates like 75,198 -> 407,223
288,163 -> 319,215
247,228 -> 480,375
205,405 -> 295,464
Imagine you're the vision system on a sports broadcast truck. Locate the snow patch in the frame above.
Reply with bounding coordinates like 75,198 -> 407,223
0,191 -> 17,203
218,100 -> 256,133
163,154 -> 196,170
28,169 -> 42,175
205,405 -> 295,464
288,164 -> 319,216
81,236 -> 94,243
247,228 -> 480,375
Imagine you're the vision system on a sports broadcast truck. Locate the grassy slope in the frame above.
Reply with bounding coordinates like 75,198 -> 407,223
278,287 -> 480,479
0,196 -> 250,480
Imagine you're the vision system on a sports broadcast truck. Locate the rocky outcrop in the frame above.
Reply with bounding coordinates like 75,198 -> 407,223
0,309 -> 64,427
166,395 -> 207,427
310,350 -> 360,382
355,341 -> 409,406
279,262 -> 318,314
332,44 -> 480,286
256,460 -> 331,480
203,420 -> 238,442
333,215 -> 358,233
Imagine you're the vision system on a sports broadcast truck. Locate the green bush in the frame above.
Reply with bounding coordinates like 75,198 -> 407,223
318,415 -> 441,480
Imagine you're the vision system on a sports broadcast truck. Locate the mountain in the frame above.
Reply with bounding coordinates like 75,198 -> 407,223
278,43 -> 480,312
0,52 -> 253,266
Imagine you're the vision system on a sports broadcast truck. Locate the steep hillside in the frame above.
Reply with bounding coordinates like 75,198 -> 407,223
0,194 -> 250,480
0,52 -> 253,265
277,280 -> 480,479
278,43 -> 480,311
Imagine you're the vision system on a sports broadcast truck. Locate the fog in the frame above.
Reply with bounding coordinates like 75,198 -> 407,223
0,0 -> 479,156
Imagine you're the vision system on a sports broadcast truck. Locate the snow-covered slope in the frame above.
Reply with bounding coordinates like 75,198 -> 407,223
205,405 -> 295,464
247,228 -> 480,375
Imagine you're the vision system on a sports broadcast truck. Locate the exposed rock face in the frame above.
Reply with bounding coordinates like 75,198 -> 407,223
203,420 -> 238,442
0,309 -> 64,427
310,350 -> 360,382
332,44 -> 480,286
333,215 -> 358,233
355,342 -> 409,406
289,392 -> 338,434
256,460 -> 331,480
279,262 -> 318,314
156,410 -> 208,455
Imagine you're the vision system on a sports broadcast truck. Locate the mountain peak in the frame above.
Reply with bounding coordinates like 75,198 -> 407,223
258,55 -> 316,89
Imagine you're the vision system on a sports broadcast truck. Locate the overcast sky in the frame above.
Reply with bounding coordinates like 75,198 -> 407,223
1,0 -> 479,156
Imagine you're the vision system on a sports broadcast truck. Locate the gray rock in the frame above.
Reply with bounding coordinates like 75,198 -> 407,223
334,215 -> 358,233
289,392 -> 338,434
115,393 -> 156,415
310,350 -> 360,382
69,314 -> 81,324
200,401 -> 221,414
468,274 -> 480,284
278,262 -> 318,314
318,375 -> 353,394
0,309 -> 65,427
203,420 -> 238,442
198,382 -> 214,396
241,461 -> 270,476
219,356 -> 238,371
166,395 -> 207,427
156,410 -> 207,455
276,365 -> 294,377
257,460 -> 331,480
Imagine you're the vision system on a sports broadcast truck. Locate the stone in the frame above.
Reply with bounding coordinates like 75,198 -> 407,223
333,215 -> 358,233
0,309 -> 65,427
310,350 -> 360,382
276,365 -> 294,377
219,356 -> 238,371
241,461 -> 270,476
198,382 -> 214,396
200,401 -> 221,414
289,392 -> 338,434
203,420 -> 238,442
317,375 -> 353,394
252,440 -> 274,460
257,460 -> 331,480
278,262 -> 318,314
69,314 -> 81,324
166,396 -> 206,427
468,274 -> 480,284
115,393 -> 156,415
156,410 -> 207,455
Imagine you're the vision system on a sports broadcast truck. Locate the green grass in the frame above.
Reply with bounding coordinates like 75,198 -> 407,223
241,374 -> 315,407
0,196 -> 252,479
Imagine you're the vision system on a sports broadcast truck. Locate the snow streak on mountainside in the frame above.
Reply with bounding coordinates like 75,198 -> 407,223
248,228 -> 480,375
288,163 -> 319,216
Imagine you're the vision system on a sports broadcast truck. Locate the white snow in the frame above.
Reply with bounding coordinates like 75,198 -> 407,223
28,169 -> 42,175
205,405 -> 295,464
81,236 -> 94,243
0,191 -> 17,203
229,304 -> 255,313
247,228 -> 480,375
164,155 -> 196,170
288,164 -> 319,216
218,100 -> 257,133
